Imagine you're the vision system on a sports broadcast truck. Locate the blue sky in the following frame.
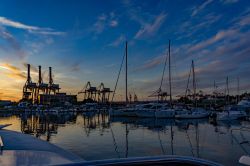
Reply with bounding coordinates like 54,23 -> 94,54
0,0 -> 250,101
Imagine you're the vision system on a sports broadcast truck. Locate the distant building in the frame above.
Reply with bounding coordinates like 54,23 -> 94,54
38,93 -> 77,105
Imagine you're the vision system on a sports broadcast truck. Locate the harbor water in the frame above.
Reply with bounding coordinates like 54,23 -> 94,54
0,111 -> 249,165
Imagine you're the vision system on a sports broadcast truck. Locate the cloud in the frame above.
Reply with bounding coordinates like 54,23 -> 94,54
0,27 -> 26,59
22,63 -> 38,72
92,12 -> 119,35
70,62 -> 81,72
0,16 -> 65,36
110,20 -> 118,27
108,35 -> 126,47
0,63 -> 26,80
176,12 -> 222,40
220,0 -> 238,4
133,55 -> 165,72
134,13 -> 167,39
188,29 -> 238,53
191,0 -> 213,17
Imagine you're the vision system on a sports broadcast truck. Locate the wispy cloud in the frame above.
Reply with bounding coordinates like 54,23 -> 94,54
220,0 -> 238,4
191,0 -> 213,17
0,27 -> 26,59
70,62 -> 81,72
110,20 -> 118,27
22,63 -> 38,72
92,12 -> 119,35
134,13 -> 167,39
0,16 -> 65,36
188,29 -> 238,53
108,34 -> 126,47
176,12 -> 222,40
0,63 -> 26,80
133,54 -> 165,72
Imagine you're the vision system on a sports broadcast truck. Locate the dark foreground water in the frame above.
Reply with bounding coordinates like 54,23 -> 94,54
0,111 -> 250,165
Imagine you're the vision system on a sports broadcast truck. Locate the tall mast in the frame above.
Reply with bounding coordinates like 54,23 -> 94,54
237,77 -> 240,103
168,40 -> 172,108
125,41 -> 128,104
225,76 -> 229,105
214,80 -> 217,105
192,60 -> 196,107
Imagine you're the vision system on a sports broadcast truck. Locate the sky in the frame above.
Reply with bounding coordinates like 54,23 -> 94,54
0,0 -> 250,101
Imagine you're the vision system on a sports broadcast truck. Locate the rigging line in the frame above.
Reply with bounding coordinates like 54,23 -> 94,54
157,131 -> 166,155
110,126 -> 121,158
159,52 -> 168,92
110,46 -> 126,104
186,129 -> 195,157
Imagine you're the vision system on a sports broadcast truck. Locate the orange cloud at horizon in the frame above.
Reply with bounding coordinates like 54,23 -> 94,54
0,63 -> 25,101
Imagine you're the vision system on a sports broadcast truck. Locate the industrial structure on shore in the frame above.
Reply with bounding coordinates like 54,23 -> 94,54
22,64 -> 76,105
78,81 -> 112,103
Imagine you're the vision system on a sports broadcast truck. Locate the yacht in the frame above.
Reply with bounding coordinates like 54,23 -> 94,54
238,98 -> 250,109
217,106 -> 247,121
175,61 -> 210,119
109,106 -> 137,117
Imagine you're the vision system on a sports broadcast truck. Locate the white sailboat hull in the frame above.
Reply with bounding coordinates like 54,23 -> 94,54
217,111 -> 246,121
155,109 -> 175,118
135,110 -> 155,118
175,112 -> 209,119
175,108 -> 209,119
109,108 -> 137,117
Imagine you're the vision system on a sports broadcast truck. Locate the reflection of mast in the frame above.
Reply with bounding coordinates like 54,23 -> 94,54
170,124 -> 174,155
195,123 -> 200,158
125,123 -> 129,158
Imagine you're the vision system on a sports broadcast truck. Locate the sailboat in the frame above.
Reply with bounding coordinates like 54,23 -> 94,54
175,60 -> 209,119
109,41 -> 137,117
155,40 -> 175,118
217,77 -> 247,121
135,40 -> 175,118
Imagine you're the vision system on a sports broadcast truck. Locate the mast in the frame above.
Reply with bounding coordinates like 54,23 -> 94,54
226,76 -> 229,105
125,41 -> 129,158
125,41 -> 128,105
168,40 -> 172,108
214,80 -> 217,106
192,60 -> 196,107
237,77 -> 240,103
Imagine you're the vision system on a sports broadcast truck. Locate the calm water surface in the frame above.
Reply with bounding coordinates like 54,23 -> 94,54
0,111 -> 250,165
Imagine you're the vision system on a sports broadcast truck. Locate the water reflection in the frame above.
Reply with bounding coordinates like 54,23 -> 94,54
0,111 -> 250,165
